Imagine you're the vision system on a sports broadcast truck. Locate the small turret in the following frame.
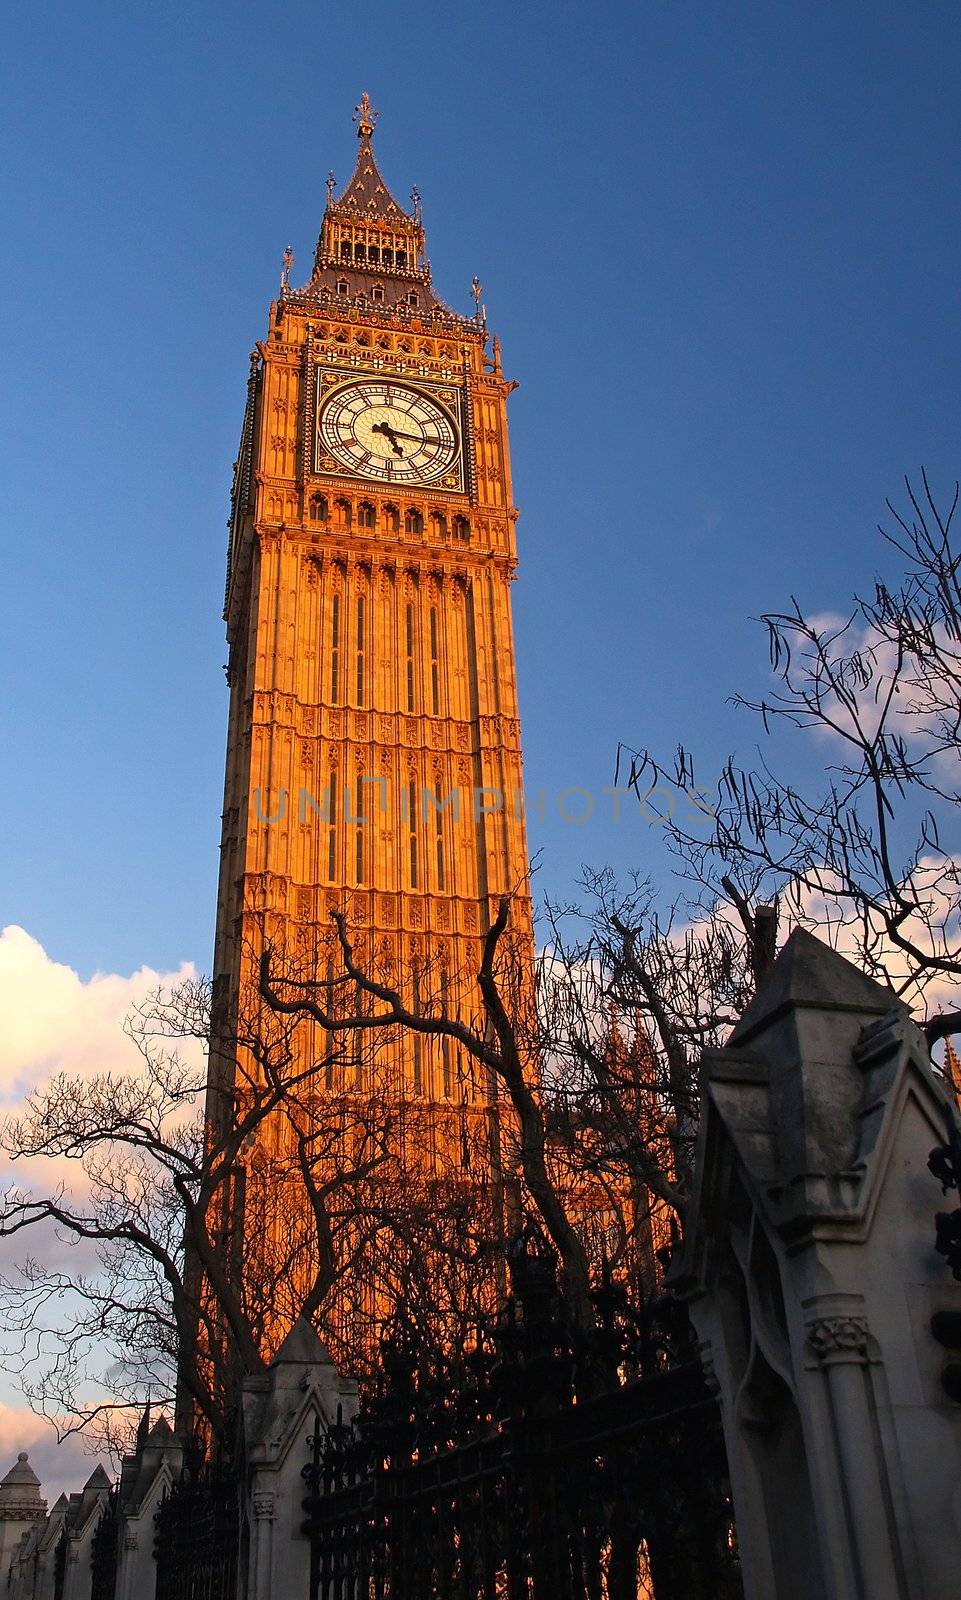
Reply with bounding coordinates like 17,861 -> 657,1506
0,1452 -> 45,1515
0,1454 -> 47,1588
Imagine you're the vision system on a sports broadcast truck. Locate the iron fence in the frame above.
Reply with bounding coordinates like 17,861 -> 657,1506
303,1359 -> 739,1600
154,1471 -> 240,1600
302,1233 -> 741,1600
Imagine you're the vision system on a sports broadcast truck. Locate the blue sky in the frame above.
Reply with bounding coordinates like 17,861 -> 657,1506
1,0 -> 960,980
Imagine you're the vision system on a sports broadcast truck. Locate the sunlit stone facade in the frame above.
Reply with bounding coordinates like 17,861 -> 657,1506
210,97 -> 534,1365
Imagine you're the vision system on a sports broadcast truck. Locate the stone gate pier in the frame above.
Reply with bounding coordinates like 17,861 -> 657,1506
672,928 -> 961,1600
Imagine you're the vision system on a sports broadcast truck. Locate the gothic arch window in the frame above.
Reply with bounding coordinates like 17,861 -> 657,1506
371,286 -> 384,304
418,340 -> 431,354
330,596 -> 341,704
398,338 -> 412,353
354,242 -> 366,261
309,494 -> 328,524
334,329 -> 348,343
428,510 -> 447,540
368,245 -> 380,264
429,605 -> 440,715
333,498 -> 352,530
354,773 -> 365,884
405,602 -> 415,712
376,333 -> 390,348
382,503 -> 400,534
408,784 -> 419,892
357,501 -> 375,530
411,963 -> 422,1090
433,785 -> 446,892
439,970 -> 453,1097
327,768 -> 338,878
356,330 -> 370,347
340,240 -> 351,259
409,293 -> 420,308
404,506 -> 423,536
356,594 -> 366,706
453,514 -> 470,540
381,248 -> 393,267
395,249 -> 407,268
336,279 -> 348,296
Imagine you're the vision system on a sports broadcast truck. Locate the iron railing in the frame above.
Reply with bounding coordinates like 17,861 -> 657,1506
154,1471 -> 240,1600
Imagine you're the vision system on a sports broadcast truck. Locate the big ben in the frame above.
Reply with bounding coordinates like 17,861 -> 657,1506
211,95 -> 533,1365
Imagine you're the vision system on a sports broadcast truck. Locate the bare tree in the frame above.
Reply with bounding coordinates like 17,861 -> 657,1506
261,904 -> 601,1343
621,471 -> 961,1044
534,869 -> 758,1232
258,878 -> 757,1351
0,958 -> 497,1453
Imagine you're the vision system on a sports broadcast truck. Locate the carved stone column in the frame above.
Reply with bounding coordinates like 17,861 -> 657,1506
804,1312 -> 905,1598
250,1490 -> 275,1600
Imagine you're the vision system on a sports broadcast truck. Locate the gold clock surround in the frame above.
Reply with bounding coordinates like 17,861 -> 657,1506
315,369 -> 466,491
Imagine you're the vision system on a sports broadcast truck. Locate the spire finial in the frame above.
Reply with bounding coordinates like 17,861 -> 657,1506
135,1389 -> 152,1454
471,276 -> 486,329
326,169 -> 336,206
353,92 -> 378,139
280,245 -> 294,294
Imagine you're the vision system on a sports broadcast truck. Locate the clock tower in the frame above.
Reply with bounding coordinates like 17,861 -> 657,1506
213,96 -> 533,1361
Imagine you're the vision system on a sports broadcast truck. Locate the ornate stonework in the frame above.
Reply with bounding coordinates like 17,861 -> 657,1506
212,102 -> 534,1366
806,1315 -> 871,1364
252,1492 -> 276,1522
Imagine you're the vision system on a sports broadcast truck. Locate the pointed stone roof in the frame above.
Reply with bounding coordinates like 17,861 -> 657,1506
729,927 -> 901,1046
332,93 -> 410,224
118,1412 -> 182,1517
135,1398 -> 152,1454
271,1315 -> 331,1368
1,1452 -> 41,1490
292,95 -> 477,333
63,1464 -> 112,1534
0,1454 -> 47,1523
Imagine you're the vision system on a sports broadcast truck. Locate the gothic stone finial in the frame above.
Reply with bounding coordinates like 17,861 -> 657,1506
354,92 -> 378,139
326,169 -> 336,206
280,245 -> 294,294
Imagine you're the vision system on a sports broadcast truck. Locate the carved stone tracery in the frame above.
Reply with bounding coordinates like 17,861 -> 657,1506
806,1315 -> 871,1364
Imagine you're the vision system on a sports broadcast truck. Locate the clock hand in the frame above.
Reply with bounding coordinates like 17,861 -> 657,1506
370,421 -> 404,457
378,427 -> 441,445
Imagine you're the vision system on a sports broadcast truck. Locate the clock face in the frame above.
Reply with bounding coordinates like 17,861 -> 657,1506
318,381 -> 460,485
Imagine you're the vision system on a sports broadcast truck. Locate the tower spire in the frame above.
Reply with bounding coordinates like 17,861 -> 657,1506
353,92 -> 378,141
325,96 -> 408,226
309,97 -> 433,287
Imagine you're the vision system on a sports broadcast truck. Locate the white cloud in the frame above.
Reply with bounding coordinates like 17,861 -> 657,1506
0,930 -> 198,1480
0,1401 -> 110,1499
774,608 -> 959,782
0,926 -> 197,1108
678,864 -> 960,1023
